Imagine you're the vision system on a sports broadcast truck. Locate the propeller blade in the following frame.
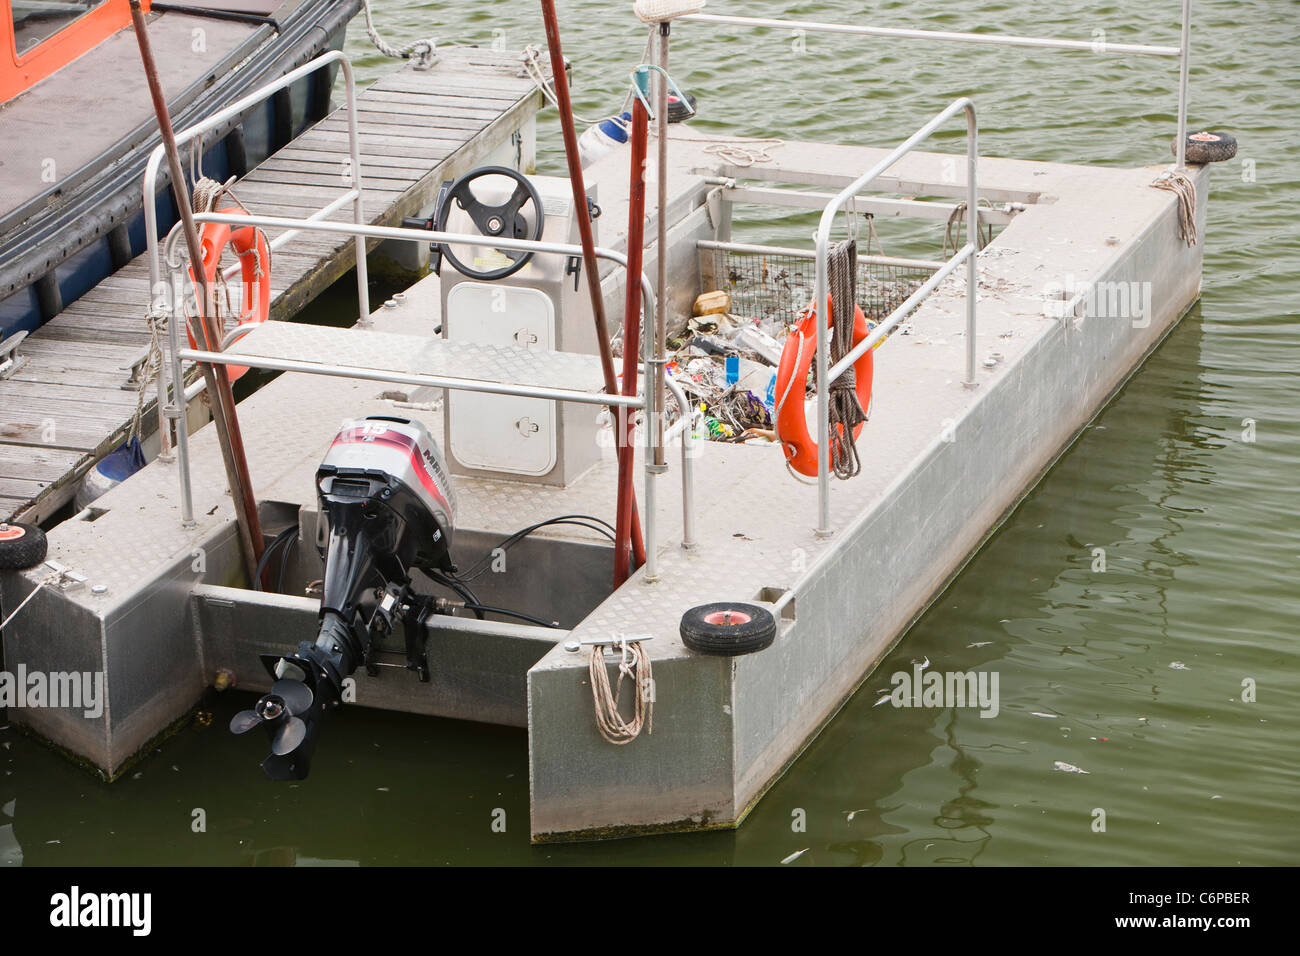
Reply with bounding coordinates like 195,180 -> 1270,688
230,709 -> 262,734
272,679 -> 314,716
271,716 -> 308,756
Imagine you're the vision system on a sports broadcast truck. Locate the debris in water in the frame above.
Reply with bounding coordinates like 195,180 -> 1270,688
967,641 -> 992,648
1169,661 -> 1189,670
780,848 -> 809,864
1054,761 -> 1090,774
1031,712 -> 1060,719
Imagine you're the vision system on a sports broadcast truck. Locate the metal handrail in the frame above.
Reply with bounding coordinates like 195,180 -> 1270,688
680,2 -> 1192,169
675,6 -> 1201,536
810,97 -> 978,536
142,50 -> 369,319
162,211 -> 695,582
142,50 -> 367,469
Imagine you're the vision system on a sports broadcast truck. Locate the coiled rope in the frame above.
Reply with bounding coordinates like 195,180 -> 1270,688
701,138 -> 783,167
943,200 -> 994,258
815,239 -> 868,479
1151,170 -> 1198,247
589,638 -> 653,744
361,0 -> 437,70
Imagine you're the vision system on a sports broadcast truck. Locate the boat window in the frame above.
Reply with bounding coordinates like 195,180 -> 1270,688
10,0 -> 108,56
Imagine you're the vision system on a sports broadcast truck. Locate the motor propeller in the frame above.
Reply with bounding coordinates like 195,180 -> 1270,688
230,679 -> 315,758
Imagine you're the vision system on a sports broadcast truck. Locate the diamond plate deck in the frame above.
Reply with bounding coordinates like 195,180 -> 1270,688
226,322 -> 608,394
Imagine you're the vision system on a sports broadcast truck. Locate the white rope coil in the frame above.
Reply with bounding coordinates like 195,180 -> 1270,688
1151,170 -> 1198,247
589,639 -> 653,744
700,138 -> 783,167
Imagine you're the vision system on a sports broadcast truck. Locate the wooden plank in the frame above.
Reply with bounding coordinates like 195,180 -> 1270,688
0,380 -> 140,407
253,156 -> 426,179
326,122 -> 484,146
353,96 -> 516,121
270,144 -> 444,170
304,129 -> 473,154
367,77 -> 526,102
264,135 -> 455,162
0,477 -> 50,501
29,325 -> 152,347
0,446 -> 88,483
346,91 -> 515,121
321,110 -> 493,134
243,165 -> 420,188
0,417 -> 119,452
372,71 -> 535,98
17,339 -> 146,362
232,181 -> 406,206
14,364 -> 139,390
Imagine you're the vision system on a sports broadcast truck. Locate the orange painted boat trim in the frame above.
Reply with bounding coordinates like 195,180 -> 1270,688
1,0 -> 152,103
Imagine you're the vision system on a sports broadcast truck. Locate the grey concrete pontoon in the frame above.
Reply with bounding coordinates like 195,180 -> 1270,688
1,7 -> 1212,841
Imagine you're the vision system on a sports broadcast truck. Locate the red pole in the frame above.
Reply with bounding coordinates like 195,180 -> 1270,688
614,97 -> 650,585
129,0 -> 264,585
538,0 -> 644,581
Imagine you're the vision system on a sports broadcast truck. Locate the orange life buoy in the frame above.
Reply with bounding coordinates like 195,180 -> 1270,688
773,295 -> 874,477
186,206 -> 271,382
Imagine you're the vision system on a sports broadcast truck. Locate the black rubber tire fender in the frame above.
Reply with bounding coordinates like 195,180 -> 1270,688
0,522 -> 48,571
680,602 -> 777,656
1173,130 -> 1238,164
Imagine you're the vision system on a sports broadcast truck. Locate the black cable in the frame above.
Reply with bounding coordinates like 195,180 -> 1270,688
454,515 -> 617,583
462,604 -> 560,629
253,526 -> 298,592
277,528 -> 298,594
427,569 -> 484,619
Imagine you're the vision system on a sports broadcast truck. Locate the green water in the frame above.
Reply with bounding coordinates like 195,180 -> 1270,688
4,0 -> 1298,865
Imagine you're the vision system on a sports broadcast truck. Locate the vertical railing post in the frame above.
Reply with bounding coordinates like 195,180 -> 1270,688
964,102 -> 979,386
642,277 -> 658,582
340,58 -> 371,326
165,261 -> 196,527
1175,0 -> 1191,171
814,229 -> 832,537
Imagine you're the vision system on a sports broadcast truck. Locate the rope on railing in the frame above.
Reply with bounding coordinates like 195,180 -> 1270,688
821,239 -> 868,479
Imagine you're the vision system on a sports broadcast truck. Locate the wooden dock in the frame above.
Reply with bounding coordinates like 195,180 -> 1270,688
0,49 -> 544,524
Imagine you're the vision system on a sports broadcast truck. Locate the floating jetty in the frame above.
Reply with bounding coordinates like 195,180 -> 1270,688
0,6 -> 1217,842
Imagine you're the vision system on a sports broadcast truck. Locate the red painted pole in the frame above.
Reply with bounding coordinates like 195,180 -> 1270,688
614,97 -> 650,585
538,0 -> 645,583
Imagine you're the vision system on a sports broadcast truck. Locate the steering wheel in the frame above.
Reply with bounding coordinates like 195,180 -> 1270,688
434,166 -> 545,281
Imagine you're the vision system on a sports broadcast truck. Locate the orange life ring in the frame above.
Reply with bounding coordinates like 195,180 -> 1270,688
773,295 -> 874,477
186,206 -> 271,382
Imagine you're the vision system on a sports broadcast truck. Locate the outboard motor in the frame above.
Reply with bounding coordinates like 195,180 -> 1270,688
231,416 -> 457,780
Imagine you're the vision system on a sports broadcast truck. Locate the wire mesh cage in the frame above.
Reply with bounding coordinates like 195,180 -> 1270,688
699,246 -> 935,329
